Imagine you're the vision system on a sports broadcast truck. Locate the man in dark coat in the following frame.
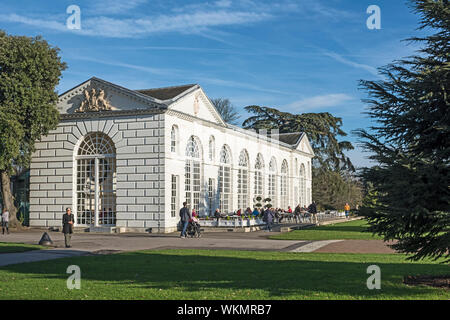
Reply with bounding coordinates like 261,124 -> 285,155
179,202 -> 191,238
308,201 -> 318,224
62,208 -> 74,248
264,208 -> 274,232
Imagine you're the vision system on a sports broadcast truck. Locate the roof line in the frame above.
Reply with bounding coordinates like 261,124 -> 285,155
136,83 -> 198,92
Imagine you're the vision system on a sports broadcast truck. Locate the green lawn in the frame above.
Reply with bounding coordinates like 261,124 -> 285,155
270,219 -> 383,241
0,242 -> 47,254
0,249 -> 448,300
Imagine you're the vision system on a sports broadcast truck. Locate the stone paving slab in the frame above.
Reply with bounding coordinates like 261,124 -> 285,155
289,240 -> 344,253
0,249 -> 90,267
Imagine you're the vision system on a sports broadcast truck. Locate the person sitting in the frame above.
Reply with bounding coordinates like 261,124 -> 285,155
191,210 -> 200,226
186,211 -> 201,237
252,207 -> 260,217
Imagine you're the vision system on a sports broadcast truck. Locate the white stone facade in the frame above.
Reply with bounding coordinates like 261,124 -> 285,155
29,77 -> 313,233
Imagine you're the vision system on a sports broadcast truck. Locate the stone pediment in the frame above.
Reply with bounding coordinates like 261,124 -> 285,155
296,134 -> 315,156
167,88 -> 226,126
75,88 -> 113,113
58,77 -> 165,115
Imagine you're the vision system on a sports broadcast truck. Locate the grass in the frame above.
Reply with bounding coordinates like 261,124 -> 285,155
270,219 -> 383,241
0,249 -> 448,300
0,242 -> 47,254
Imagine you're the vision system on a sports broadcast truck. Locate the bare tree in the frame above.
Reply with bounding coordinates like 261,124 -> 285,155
211,98 -> 240,125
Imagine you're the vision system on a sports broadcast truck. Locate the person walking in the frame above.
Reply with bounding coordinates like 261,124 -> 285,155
214,208 -> 221,227
2,208 -> 9,235
179,202 -> 191,238
344,203 -> 351,219
308,201 -> 318,224
264,207 -> 274,232
62,208 -> 74,248
294,205 -> 301,224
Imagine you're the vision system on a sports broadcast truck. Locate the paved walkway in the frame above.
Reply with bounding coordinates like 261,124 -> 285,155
0,223 -> 396,267
0,229 -> 309,266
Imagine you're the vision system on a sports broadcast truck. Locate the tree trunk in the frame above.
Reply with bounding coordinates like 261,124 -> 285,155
1,170 -> 22,229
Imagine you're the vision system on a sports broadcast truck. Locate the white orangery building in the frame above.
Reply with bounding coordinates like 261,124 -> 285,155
29,77 -> 314,233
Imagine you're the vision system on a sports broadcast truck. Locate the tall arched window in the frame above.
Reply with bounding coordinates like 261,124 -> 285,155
300,164 -> 306,206
218,145 -> 232,213
185,136 -> 202,213
237,150 -> 250,210
280,160 -> 289,209
254,153 -> 265,200
268,157 -> 277,207
171,125 -> 178,153
208,136 -> 215,162
76,132 -> 116,226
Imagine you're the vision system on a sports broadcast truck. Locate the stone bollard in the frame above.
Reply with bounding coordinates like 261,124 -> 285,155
38,232 -> 54,246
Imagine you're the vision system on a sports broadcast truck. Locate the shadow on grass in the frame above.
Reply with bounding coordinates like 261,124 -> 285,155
0,243 -> 44,254
0,250 -> 448,299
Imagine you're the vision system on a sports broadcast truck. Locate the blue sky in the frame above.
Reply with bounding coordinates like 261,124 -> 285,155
0,0 -> 428,167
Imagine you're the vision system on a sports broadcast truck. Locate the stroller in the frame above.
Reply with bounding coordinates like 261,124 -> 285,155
186,218 -> 201,238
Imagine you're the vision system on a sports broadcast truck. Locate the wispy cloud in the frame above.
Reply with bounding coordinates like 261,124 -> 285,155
0,8 -> 271,39
201,77 -> 292,95
87,0 -> 148,15
67,56 -> 180,76
286,93 -> 354,112
323,52 -> 380,77
0,13 -> 67,32
1,0 -> 354,39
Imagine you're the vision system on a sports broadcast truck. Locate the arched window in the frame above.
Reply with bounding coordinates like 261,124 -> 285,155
208,136 -> 215,161
76,132 -> 116,226
307,161 -> 311,205
280,160 -> 289,209
268,157 -> 277,208
171,125 -> 178,153
185,136 -> 202,213
300,164 -> 306,206
254,153 -> 265,199
307,161 -> 311,180
218,145 -> 232,213
237,150 -> 250,210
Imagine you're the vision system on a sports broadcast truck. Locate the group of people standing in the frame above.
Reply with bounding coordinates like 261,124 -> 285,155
179,200 -> 320,236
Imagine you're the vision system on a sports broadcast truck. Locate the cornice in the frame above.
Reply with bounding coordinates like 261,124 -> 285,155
61,108 -> 166,121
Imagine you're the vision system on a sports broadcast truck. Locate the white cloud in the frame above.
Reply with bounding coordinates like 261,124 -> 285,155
0,9 -> 271,39
286,93 -> 354,112
87,0 -> 148,14
0,13 -> 68,32
215,0 -> 233,8
67,56 -> 180,76
323,52 -> 380,77
201,77 -> 291,95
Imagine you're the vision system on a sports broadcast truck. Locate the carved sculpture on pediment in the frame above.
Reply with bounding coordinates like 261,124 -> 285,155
75,88 -> 112,112
193,92 -> 201,116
